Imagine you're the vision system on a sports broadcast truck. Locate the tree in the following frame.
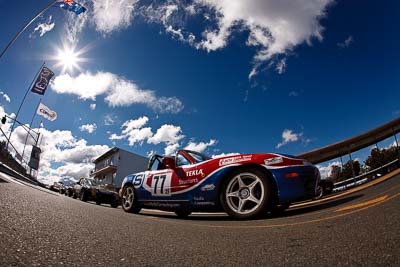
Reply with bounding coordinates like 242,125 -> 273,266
341,160 -> 361,181
365,147 -> 399,170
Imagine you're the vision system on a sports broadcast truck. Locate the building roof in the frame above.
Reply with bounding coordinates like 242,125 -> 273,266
92,147 -> 148,163
297,117 -> 400,164
93,147 -> 120,163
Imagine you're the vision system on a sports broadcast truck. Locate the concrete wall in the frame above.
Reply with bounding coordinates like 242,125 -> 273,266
115,149 -> 148,188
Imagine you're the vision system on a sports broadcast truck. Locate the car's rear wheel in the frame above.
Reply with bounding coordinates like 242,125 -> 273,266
220,168 -> 270,219
121,185 -> 141,213
313,184 -> 324,200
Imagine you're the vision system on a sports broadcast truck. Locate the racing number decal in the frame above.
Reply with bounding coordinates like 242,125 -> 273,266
132,174 -> 144,188
151,173 -> 172,196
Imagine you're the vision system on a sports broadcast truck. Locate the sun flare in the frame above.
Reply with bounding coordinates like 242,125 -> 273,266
50,43 -> 89,73
57,48 -> 79,70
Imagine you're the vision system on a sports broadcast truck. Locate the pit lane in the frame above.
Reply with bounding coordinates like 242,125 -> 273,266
136,170 -> 400,229
1,169 -> 399,266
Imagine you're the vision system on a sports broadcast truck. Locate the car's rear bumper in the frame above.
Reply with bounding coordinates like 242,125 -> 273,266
269,165 -> 320,203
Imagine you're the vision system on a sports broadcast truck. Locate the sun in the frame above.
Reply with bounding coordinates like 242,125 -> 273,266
57,48 -> 79,71
50,43 -> 89,73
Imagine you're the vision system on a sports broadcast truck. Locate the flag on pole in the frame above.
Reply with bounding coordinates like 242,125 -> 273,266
31,66 -> 54,95
37,102 -> 57,121
59,0 -> 87,15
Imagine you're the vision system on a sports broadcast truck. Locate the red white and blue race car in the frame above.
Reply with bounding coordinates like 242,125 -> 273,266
119,150 -> 320,219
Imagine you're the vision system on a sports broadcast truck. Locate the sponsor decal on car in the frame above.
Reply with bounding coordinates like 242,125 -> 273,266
264,156 -> 284,166
201,184 -> 216,191
194,201 -> 215,206
219,155 -> 252,166
179,178 -> 199,185
186,169 -> 205,177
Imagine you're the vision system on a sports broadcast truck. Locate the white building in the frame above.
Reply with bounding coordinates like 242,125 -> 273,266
90,147 -> 148,190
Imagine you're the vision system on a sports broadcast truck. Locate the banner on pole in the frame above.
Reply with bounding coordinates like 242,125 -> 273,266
59,1 -> 87,15
28,145 -> 41,170
37,102 -> 57,121
31,66 -> 54,95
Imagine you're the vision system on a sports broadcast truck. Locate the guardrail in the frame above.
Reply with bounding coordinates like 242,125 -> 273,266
332,159 -> 399,192
0,161 -> 39,185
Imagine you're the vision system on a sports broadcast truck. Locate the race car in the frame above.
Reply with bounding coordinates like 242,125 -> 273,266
120,150 -> 321,219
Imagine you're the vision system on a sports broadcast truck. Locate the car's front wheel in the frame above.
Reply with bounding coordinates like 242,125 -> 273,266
220,168 -> 270,219
121,185 -> 141,213
80,190 -> 87,202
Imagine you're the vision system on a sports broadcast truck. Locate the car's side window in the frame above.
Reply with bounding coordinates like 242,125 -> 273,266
176,154 -> 190,167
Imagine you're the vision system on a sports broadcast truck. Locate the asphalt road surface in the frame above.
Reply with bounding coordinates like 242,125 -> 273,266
1,171 -> 399,266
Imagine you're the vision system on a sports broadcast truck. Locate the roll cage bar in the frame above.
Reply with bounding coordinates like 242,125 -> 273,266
147,150 -> 210,170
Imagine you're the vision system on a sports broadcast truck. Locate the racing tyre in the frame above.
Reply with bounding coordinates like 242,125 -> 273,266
110,196 -> 119,208
313,184 -> 324,200
96,199 -> 101,205
121,185 -> 141,213
175,209 -> 192,218
220,168 -> 271,220
80,190 -> 87,202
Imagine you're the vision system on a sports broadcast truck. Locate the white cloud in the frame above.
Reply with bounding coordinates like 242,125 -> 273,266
79,123 -> 97,133
0,91 -> 10,103
64,1 -> 88,44
276,58 -> 287,74
109,116 -> 217,155
30,16 -> 55,38
92,0 -> 138,34
0,104 -> 109,184
148,124 -> 185,145
289,91 -> 299,97
121,116 -> 149,133
276,129 -> 302,149
337,35 -> 353,48
317,161 -> 341,179
164,143 -> 180,156
193,0 -> 333,77
125,0 -> 332,79
52,71 -> 184,113
104,114 -> 118,126
90,103 -> 96,110
51,71 -> 113,100
185,139 -> 217,153
109,116 -> 153,146
61,1 -> 332,79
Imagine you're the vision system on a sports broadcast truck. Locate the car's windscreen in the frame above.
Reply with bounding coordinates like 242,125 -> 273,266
186,150 -> 211,163
87,179 -> 99,186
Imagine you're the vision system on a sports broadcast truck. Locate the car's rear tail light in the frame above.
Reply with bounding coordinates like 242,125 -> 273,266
285,172 -> 299,178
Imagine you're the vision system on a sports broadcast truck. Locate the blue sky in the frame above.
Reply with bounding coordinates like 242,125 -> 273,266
0,0 -> 399,183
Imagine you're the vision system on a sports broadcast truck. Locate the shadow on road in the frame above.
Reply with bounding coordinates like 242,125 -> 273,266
138,194 -> 364,222
271,194 -> 364,218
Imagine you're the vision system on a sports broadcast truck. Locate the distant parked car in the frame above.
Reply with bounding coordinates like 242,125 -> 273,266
73,178 -> 119,208
50,182 -> 62,193
59,183 -> 66,195
64,184 -> 74,197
